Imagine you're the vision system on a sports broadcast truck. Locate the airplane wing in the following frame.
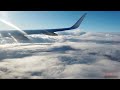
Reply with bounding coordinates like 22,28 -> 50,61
0,13 -> 87,42
24,13 -> 87,36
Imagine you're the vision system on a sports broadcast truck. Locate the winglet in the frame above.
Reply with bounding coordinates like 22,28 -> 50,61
70,13 -> 87,29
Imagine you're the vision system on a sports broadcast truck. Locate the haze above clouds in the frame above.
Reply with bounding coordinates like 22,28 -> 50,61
0,29 -> 120,79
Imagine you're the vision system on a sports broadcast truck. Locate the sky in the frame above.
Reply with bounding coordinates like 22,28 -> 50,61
0,11 -> 120,32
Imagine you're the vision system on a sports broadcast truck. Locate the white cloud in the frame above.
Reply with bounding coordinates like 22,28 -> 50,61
0,31 -> 120,79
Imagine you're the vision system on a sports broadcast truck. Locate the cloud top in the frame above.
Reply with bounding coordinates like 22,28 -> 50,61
0,31 -> 120,79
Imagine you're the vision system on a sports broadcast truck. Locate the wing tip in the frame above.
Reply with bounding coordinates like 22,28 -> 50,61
70,13 -> 87,29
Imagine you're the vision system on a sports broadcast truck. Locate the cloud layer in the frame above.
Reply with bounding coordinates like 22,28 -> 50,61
0,30 -> 120,79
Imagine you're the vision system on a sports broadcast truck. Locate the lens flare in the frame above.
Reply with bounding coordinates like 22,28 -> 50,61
0,18 -> 28,36
0,18 -> 32,43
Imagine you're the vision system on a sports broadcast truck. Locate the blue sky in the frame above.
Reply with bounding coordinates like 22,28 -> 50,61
0,11 -> 120,32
